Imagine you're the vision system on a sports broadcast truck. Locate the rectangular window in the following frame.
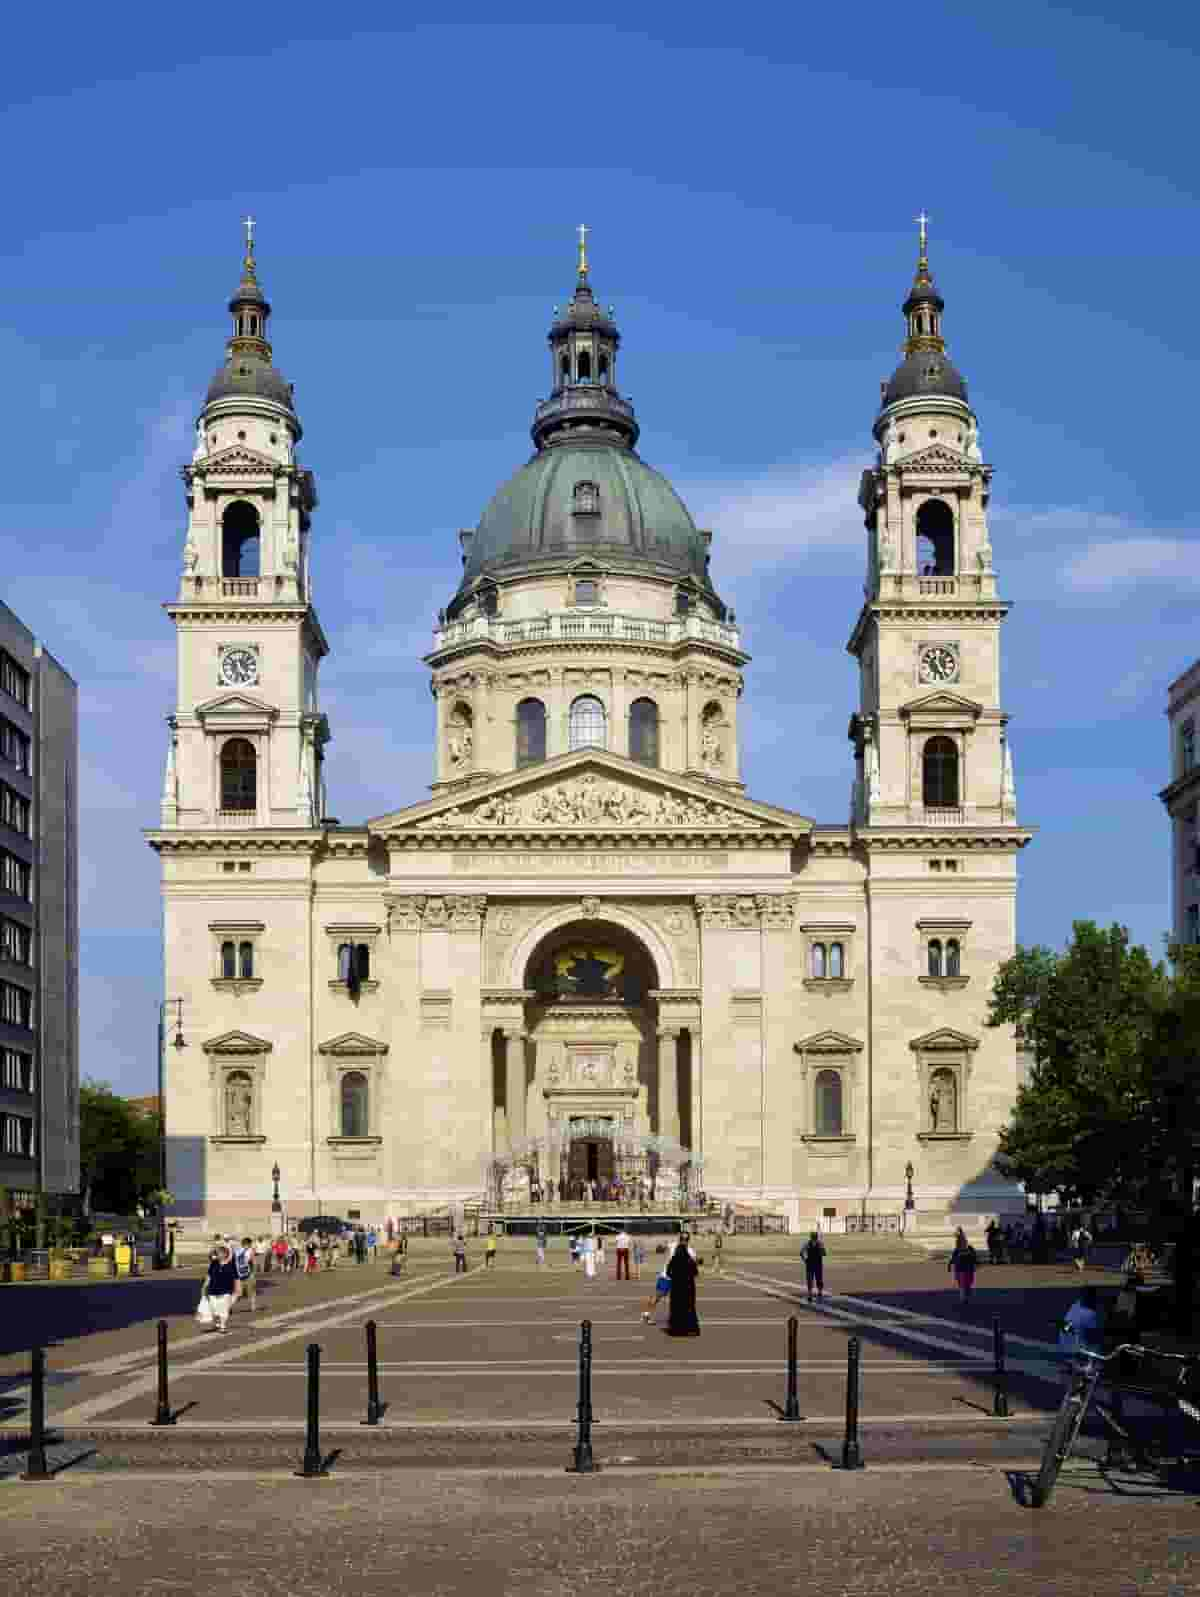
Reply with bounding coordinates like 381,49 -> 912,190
0,918 -> 31,965
0,851 -> 31,901
0,1048 -> 32,1091
0,718 -> 30,774
0,1113 -> 34,1157
0,783 -> 30,837
0,653 -> 31,710
1183,720 -> 1196,776
0,980 -> 33,1028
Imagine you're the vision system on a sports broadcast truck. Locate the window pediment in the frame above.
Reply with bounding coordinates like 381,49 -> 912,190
199,443 -> 279,479
899,690 -> 982,729
196,692 -> 278,729
795,1029 -> 864,1055
908,1026 -> 979,1053
203,1028 -> 273,1055
318,1031 -> 389,1057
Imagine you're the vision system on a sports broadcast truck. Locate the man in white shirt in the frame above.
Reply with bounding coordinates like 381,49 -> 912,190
615,1229 -> 631,1280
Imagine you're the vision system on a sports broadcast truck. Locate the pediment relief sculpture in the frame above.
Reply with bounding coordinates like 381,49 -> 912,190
418,771 -> 764,831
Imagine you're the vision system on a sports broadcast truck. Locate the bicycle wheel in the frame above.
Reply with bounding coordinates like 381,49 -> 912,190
1031,1393 -> 1083,1508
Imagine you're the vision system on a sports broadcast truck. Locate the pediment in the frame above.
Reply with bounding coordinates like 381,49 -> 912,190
199,443 -> 279,476
318,1031 -> 389,1057
203,1029 -> 274,1055
369,750 -> 811,836
899,444 -> 971,474
195,691 -> 279,721
899,689 -> 982,720
794,1029 -> 864,1054
908,1026 -> 980,1052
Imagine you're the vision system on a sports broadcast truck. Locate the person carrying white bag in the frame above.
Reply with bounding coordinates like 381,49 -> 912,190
197,1244 -> 238,1332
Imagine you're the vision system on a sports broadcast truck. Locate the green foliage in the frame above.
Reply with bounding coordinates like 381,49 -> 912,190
990,922 -> 1200,1207
79,1079 -> 161,1214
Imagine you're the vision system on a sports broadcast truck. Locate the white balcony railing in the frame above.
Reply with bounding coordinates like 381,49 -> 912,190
216,809 -> 259,826
221,579 -> 260,598
431,609 -> 741,654
923,807 -> 966,825
918,578 -> 957,596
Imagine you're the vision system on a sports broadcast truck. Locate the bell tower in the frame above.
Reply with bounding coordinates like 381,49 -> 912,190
848,218 -> 1015,828
162,221 -> 330,830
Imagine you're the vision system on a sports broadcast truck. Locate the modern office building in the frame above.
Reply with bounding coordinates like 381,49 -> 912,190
1162,658 -> 1200,950
0,600 -> 78,1200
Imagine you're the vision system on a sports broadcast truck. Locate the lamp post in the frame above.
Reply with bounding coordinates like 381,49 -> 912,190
155,999 -> 185,1266
270,1161 -> 284,1236
904,1162 -> 916,1212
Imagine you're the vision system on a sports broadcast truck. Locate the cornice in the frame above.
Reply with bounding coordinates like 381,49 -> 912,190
853,826 -> 1033,852
1159,768 -> 1200,810
383,827 -> 798,852
147,828 -> 325,856
427,635 -> 750,671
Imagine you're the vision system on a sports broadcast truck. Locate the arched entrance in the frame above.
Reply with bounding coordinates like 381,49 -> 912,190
485,917 -> 695,1202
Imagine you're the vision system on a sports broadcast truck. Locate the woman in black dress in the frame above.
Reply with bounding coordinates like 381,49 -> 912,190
666,1235 -> 700,1336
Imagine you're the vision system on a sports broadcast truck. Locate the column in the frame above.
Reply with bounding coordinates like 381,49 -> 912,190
689,1029 -> 702,1163
504,1028 -> 527,1149
482,1028 -> 497,1154
658,1027 -> 680,1142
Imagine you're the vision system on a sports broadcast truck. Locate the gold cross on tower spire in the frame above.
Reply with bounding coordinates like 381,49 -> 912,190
577,222 -> 589,278
242,214 -> 256,269
915,210 -> 930,258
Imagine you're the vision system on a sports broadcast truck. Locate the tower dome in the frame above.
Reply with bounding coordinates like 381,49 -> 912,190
881,214 -> 968,409
204,218 -> 297,417
449,228 -> 722,616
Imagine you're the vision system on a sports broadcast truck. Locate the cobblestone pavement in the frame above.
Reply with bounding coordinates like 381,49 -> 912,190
1,1242 -> 1197,1591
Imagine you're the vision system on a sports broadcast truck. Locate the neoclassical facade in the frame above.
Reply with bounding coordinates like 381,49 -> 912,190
151,222 -> 1032,1231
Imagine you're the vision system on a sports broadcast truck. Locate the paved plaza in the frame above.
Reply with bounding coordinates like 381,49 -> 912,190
1,1239 -> 1197,1593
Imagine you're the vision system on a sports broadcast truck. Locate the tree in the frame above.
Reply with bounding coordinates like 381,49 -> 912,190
987,922 -> 1167,1204
78,1079 -> 160,1216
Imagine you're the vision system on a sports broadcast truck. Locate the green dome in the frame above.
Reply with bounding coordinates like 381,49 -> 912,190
459,441 -> 713,592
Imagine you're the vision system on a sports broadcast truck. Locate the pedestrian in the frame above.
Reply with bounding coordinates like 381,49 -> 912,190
366,1226 -> 378,1262
355,1228 -> 367,1265
641,1261 -> 671,1324
200,1244 -> 238,1332
305,1236 -> 318,1274
1072,1223 -> 1092,1273
1057,1284 -> 1103,1365
948,1228 -> 978,1307
485,1233 -> 497,1270
535,1225 -> 547,1269
256,1234 -> 271,1275
665,1234 -> 701,1337
453,1233 -> 467,1274
391,1232 -> 409,1276
632,1238 -> 645,1281
801,1231 -> 826,1302
570,1233 -> 580,1268
712,1230 -> 724,1276
583,1232 -> 597,1279
595,1232 -> 606,1271
985,1220 -> 1001,1266
615,1227 -> 631,1281
272,1234 -> 288,1274
234,1235 -> 257,1313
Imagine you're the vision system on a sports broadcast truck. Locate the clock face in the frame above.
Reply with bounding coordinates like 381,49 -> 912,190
919,645 -> 958,684
220,647 -> 258,687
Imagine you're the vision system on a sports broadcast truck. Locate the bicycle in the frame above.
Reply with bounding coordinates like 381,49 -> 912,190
1032,1340 -> 1200,1508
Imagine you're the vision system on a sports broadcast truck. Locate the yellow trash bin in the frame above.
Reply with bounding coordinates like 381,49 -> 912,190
114,1243 -> 132,1276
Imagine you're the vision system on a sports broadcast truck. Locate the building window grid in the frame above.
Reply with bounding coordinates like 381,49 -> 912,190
0,1112 -> 34,1157
340,1070 -> 369,1137
0,851 -> 31,902
0,783 -> 30,837
568,695 -> 607,751
1,1048 -> 32,1091
0,653 -> 31,710
0,718 -> 31,775
0,918 -> 32,966
0,979 -> 33,1028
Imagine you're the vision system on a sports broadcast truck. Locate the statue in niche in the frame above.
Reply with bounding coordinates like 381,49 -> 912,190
701,722 -> 724,770
183,534 -> 199,572
193,421 -> 206,462
929,1070 -> 957,1133
225,1075 -> 253,1137
283,529 -> 299,571
447,720 -> 473,769
965,419 -> 982,462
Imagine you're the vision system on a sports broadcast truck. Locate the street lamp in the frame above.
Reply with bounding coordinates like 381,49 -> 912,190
271,1162 -> 282,1214
155,998 -> 185,1267
904,1162 -> 916,1212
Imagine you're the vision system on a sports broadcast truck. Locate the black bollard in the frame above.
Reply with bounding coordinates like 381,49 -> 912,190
991,1317 -> 1010,1419
363,1318 -> 383,1426
566,1319 -> 598,1473
296,1342 -> 327,1477
20,1345 -> 51,1481
840,1336 -> 864,1469
150,1319 -> 176,1427
782,1315 -> 801,1421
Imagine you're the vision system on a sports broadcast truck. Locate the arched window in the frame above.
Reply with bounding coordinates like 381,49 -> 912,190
811,943 -> 826,979
569,695 -> 607,751
238,941 -> 254,980
573,481 -> 600,516
629,698 -> 659,766
598,352 -> 610,382
249,315 -> 259,335
516,698 -> 547,767
478,584 -> 498,617
560,354 -> 570,385
574,578 -> 598,605
221,940 -> 236,979
814,1069 -> 843,1137
220,739 -> 257,811
928,939 -> 943,978
576,348 -> 592,381
922,737 -> 959,808
945,939 -> 960,977
340,1071 -> 369,1137
915,499 -> 955,577
675,587 -> 693,617
828,942 -> 844,979
221,501 -> 261,578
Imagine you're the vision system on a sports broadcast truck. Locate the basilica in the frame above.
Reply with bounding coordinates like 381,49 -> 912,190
150,221 -> 1032,1234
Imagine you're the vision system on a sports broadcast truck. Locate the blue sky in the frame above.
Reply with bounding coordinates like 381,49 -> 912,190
1,6 -> 1197,1095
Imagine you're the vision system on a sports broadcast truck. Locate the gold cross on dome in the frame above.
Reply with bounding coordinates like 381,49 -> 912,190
915,210 -> 929,253
577,222 -> 589,276
243,214 -> 256,255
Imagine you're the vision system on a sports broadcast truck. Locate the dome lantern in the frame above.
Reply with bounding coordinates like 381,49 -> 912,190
204,219 -> 297,416
880,214 -> 968,410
